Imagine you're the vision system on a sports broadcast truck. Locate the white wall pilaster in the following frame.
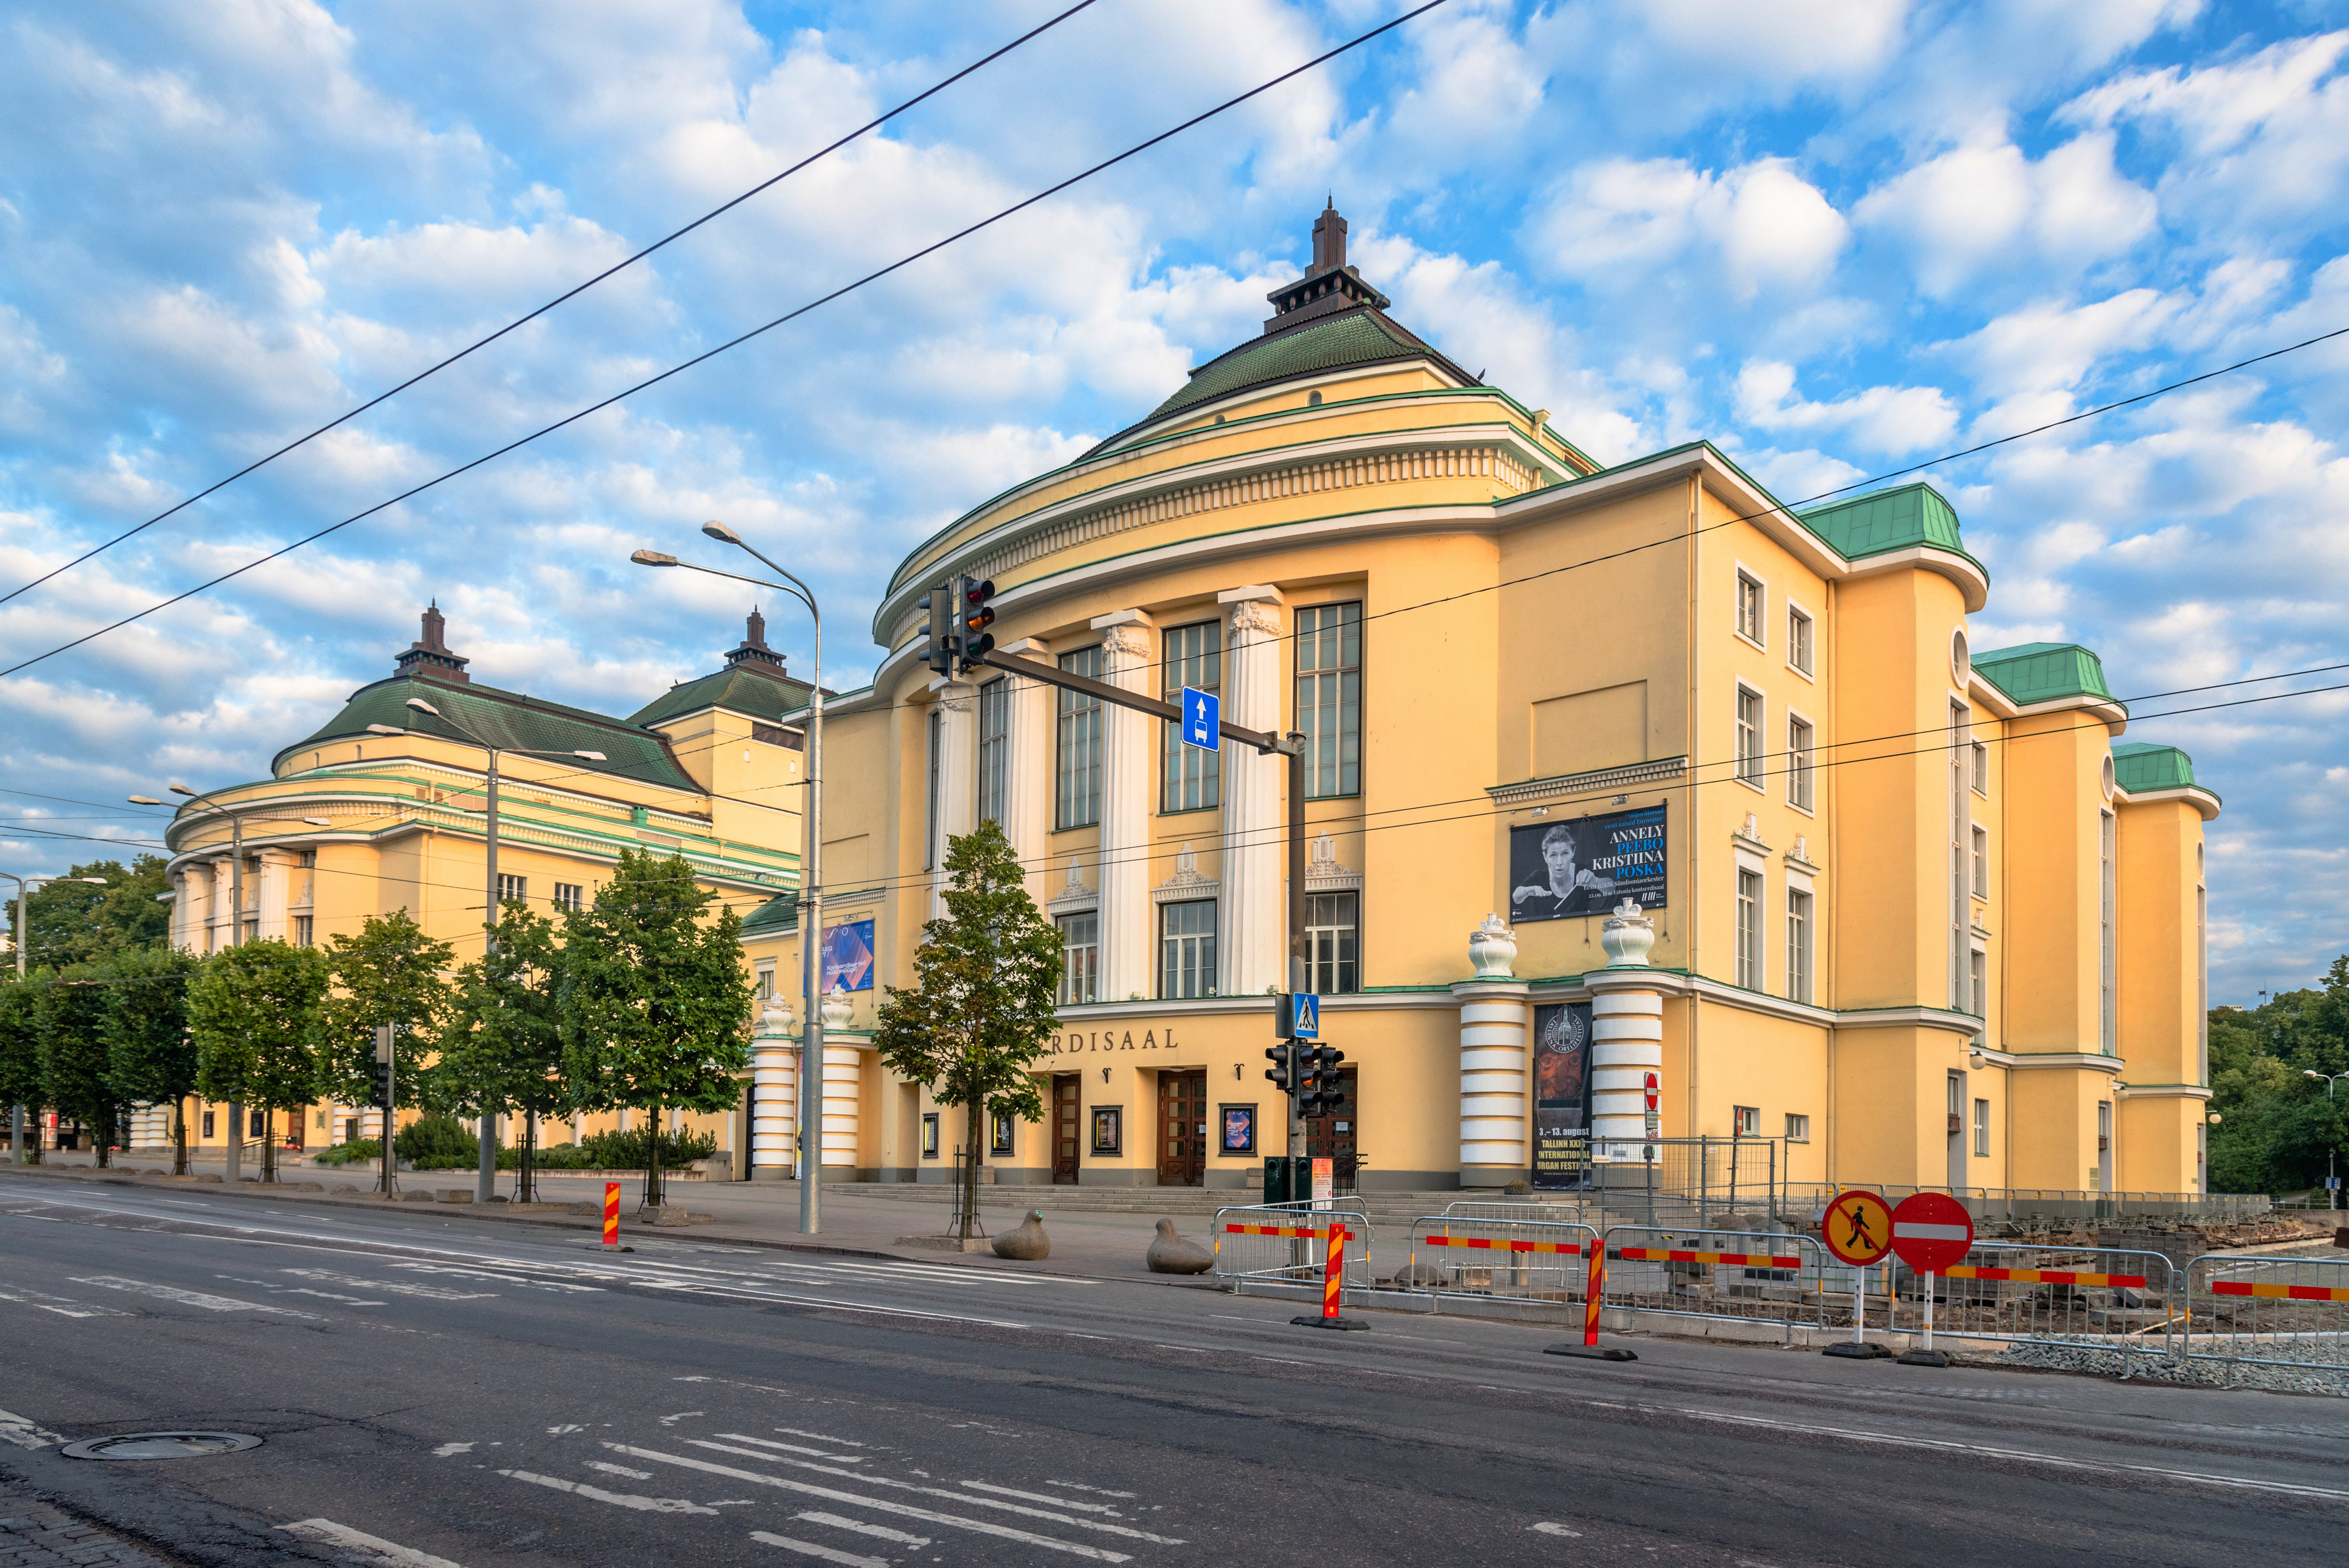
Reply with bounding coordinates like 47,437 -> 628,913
929,677 -> 978,913
255,849 -> 293,943
1218,586 -> 1285,997
996,637 -> 1055,902
1092,611 -> 1156,1001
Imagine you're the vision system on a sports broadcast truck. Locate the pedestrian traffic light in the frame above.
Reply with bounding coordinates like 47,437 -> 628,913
955,574 -> 996,673
1263,1043 -> 1294,1093
371,1060 -> 394,1109
916,581 -> 952,676
1300,1045 -> 1346,1117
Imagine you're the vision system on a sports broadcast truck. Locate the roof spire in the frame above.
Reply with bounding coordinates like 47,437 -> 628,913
1311,198 -> 1347,275
1263,200 -> 1387,330
396,601 -> 471,684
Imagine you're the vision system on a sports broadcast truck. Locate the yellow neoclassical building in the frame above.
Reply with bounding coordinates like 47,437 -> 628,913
154,604 -> 810,1160
740,204 -> 2220,1198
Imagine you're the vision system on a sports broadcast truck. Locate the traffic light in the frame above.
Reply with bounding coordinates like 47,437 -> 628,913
955,575 -> 996,673
916,581 -> 952,676
371,1059 -> 394,1109
1263,1042 -> 1294,1093
1300,1045 -> 1346,1117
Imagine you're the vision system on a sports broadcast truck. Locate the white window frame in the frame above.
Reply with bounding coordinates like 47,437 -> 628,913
1732,1105 -> 1761,1137
496,873 -> 525,905
1785,1112 -> 1811,1143
1056,910 -> 1099,1006
2099,808 -> 2116,1056
1734,861 -> 1764,990
1786,709 -> 1815,813
1054,645 -> 1104,830
1734,567 -> 1765,649
1970,824 -> 1988,899
1734,684 -> 1765,790
1785,598 -> 1815,679
1786,884 -> 1814,1004
1158,898 -> 1219,1000
1973,1097 -> 1991,1159
553,881 -> 583,913
1970,945 -> 1988,1020
1971,739 -> 1989,796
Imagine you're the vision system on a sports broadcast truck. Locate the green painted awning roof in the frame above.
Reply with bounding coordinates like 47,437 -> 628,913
629,665 -> 813,729
279,676 -> 700,793
1796,482 -> 1966,560
1973,642 -> 2120,708
2112,740 -> 2207,796
1143,308 -> 1465,423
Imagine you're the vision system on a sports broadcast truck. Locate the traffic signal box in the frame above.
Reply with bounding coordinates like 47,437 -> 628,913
917,576 -> 998,676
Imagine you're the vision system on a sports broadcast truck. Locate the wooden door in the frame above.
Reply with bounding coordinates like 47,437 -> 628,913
1156,1070 -> 1207,1186
1304,1068 -> 1360,1192
1052,1075 -> 1081,1184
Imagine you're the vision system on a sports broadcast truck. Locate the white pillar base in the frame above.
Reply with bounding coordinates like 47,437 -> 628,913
1453,980 -> 1531,1185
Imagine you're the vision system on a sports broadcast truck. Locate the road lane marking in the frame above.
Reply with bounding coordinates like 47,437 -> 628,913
795,1512 -> 932,1547
279,1518 -> 464,1567
1043,1482 -> 1138,1498
500,1468 -> 718,1514
747,1530 -> 887,1568
281,1268 -> 495,1301
960,1481 -> 1122,1514
693,1438 -> 1181,1544
0,1285 -> 129,1318
1531,1522 -> 1582,1537
433,1443 -> 474,1457
0,1408 -> 65,1449
611,1444 -> 1133,1562
68,1276 -> 323,1317
774,1427 -> 869,1448
587,1461 -> 655,1479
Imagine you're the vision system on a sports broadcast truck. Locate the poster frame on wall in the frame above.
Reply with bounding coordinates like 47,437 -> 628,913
821,917 -> 877,993
1507,802 -> 1670,923
1531,999 -> 1594,1191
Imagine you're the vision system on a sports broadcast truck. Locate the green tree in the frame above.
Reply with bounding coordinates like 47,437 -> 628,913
2207,963 -> 2349,1195
873,820 -> 1060,1240
32,965 -> 119,1166
558,850 -> 752,1210
439,901 -> 569,1201
189,940 -> 329,1182
0,977 -> 41,1163
6,856 -> 172,970
321,910 -> 454,1112
104,946 -> 202,1174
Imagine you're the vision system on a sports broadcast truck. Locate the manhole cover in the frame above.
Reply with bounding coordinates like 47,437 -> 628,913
61,1432 -> 263,1461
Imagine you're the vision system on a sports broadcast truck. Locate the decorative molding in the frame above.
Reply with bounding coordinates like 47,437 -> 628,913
1486,756 -> 1687,808
1732,813 -> 1770,855
2111,1082 -> 2212,1100
1151,842 -> 1218,905
1226,598 -> 1282,637
1304,831 -> 1361,892
1045,854 -> 1097,915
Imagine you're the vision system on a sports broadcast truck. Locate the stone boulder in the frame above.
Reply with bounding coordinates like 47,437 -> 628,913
1145,1218 -> 1214,1275
1389,1261 -> 1446,1290
993,1210 -> 1051,1261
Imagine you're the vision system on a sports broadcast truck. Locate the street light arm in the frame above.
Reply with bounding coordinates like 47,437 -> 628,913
652,556 -> 818,624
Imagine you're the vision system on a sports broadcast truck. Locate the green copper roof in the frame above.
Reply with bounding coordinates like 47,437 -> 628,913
629,665 -> 812,729
278,676 -> 700,793
1973,642 -> 2120,708
2112,741 -> 2209,797
1144,308 -> 1464,423
1796,482 -> 1966,560
741,893 -> 799,936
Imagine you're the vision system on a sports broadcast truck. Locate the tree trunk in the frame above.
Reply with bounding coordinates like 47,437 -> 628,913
95,1106 -> 111,1170
645,1104 -> 663,1212
260,1108 -> 276,1182
520,1110 -> 536,1205
961,1097 -> 984,1242
173,1098 -> 188,1177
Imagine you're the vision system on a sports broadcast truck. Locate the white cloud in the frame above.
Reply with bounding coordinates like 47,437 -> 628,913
1528,156 -> 1848,299
1853,130 -> 2156,296
1733,360 -> 1959,456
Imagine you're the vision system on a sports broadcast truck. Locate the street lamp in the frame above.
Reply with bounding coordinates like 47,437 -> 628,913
372,703 -> 605,1201
634,520 -> 826,1234
2,871 -> 109,1166
2305,1069 -> 2347,1211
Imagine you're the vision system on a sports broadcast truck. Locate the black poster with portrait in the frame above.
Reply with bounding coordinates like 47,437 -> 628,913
1508,802 -> 1669,922
1531,1001 -> 1593,1190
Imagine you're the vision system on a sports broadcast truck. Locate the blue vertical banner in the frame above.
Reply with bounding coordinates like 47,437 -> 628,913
1181,686 -> 1220,751
821,918 -> 876,993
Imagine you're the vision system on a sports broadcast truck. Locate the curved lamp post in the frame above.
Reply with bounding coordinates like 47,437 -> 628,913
3,871 -> 109,1165
2308,1070 -> 2348,1212
633,522 -> 825,1234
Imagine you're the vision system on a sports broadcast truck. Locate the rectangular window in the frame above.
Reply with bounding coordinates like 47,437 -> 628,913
1787,714 -> 1815,810
292,915 -> 313,949
754,960 -> 774,1000
1295,601 -> 1362,798
976,678 -> 1010,827
925,706 -> 943,867
1305,891 -> 1359,995
1785,1112 -> 1811,1143
1970,825 -> 1988,898
921,1112 -> 940,1158
1161,621 -> 1222,812
1786,888 -> 1813,1004
553,882 -> 583,913
1970,947 -> 1987,1019
1950,700 -> 1970,1009
1736,867 -> 1763,989
1735,686 -> 1764,786
1973,1098 -> 1991,1158
496,873 -> 525,905
1056,912 -> 1099,1006
1732,1105 -> 1760,1138
1787,603 -> 1813,675
1971,739 -> 1989,795
1158,899 -> 1218,1000
202,1111 -> 215,1140
1736,571 -> 1763,644
1055,646 -> 1103,829
2099,808 -> 2116,1055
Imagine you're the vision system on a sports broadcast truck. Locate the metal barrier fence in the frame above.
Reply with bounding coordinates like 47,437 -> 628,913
1213,1203 -> 1375,1301
1780,1184 -> 2269,1228
2182,1255 -> 2349,1376
1599,1225 -> 1829,1340
1872,1242 -> 2177,1370
1402,1214 -> 1595,1321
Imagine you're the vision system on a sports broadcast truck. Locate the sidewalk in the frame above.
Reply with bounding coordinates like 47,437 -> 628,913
0,1485 -> 181,1568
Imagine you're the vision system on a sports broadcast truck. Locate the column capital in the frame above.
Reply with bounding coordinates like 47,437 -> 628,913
1088,606 -> 1156,632
927,674 -> 977,710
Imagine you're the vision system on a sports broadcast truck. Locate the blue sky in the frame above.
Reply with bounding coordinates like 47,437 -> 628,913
3,0 -> 2345,1001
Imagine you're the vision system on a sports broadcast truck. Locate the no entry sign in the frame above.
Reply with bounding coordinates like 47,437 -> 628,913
1821,1189 -> 1893,1267
1889,1192 -> 1974,1273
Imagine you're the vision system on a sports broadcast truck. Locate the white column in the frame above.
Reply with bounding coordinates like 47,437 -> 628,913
255,849 -> 293,943
997,637 -> 1056,903
1218,586 -> 1285,997
1588,902 -> 1664,1157
750,1000 -> 796,1181
1454,980 -> 1532,1184
174,867 -> 207,953
930,677 -> 977,914
821,1047 -> 863,1171
1092,611 -> 1156,1002
206,857 -> 234,951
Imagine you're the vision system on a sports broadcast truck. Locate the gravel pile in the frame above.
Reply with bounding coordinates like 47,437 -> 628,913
1972,1338 -> 2349,1396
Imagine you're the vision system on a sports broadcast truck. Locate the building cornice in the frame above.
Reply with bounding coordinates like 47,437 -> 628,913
1487,756 -> 1687,807
2114,1082 -> 2212,1100
2115,784 -> 2223,822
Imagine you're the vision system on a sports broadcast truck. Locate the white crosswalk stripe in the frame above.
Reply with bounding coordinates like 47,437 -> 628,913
747,1530 -> 887,1568
68,1276 -> 323,1317
500,1468 -> 718,1514
793,1512 -> 931,1548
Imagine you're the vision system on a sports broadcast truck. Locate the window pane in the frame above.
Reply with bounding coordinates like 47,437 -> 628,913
1158,899 -> 1218,999
1056,647 -> 1102,829
1296,602 -> 1362,798
1306,890 -> 1359,995
1161,622 -> 1222,812
1788,716 -> 1814,810
977,678 -> 1009,826
1057,911 -> 1098,1005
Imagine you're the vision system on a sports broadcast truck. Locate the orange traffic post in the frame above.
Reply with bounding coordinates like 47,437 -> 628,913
588,1180 -> 632,1253
1289,1222 -> 1368,1332
1544,1235 -> 1636,1362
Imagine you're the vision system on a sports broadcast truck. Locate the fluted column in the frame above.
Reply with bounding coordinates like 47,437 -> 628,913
1218,586 -> 1284,997
997,637 -> 1055,902
1588,902 -> 1664,1161
819,989 -> 861,1172
174,867 -> 207,954
930,677 -> 977,915
1092,611 -> 1156,1002
255,850 -> 293,943
750,999 -> 796,1181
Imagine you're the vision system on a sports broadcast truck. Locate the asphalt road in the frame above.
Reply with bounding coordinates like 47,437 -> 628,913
0,1177 -> 2342,1568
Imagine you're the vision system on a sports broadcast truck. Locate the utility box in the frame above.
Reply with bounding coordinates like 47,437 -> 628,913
1263,1156 -> 1310,1205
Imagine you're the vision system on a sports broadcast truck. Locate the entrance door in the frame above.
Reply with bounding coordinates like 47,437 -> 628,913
1304,1068 -> 1360,1192
1157,1070 -> 1207,1186
1052,1075 -> 1081,1184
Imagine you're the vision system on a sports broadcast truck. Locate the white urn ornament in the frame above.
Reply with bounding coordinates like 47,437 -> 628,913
1468,913 -> 1518,979
1600,899 -> 1656,968
759,997 -> 792,1036
820,984 -> 854,1031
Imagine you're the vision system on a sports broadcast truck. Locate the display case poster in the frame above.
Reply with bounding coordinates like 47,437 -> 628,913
1507,803 -> 1669,921
1219,1105 -> 1255,1154
1532,1000 -> 1594,1191
821,918 -> 876,992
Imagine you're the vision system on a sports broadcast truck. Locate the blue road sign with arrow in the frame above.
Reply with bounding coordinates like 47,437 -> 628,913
1182,685 -> 1219,751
